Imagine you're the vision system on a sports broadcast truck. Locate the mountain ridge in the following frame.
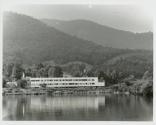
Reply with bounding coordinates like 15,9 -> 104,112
42,19 -> 153,50
42,18 -> 152,33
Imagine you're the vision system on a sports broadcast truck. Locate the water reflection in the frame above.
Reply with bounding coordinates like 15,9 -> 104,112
3,94 -> 153,121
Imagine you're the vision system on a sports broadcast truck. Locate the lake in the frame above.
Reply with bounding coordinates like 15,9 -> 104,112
3,94 -> 153,121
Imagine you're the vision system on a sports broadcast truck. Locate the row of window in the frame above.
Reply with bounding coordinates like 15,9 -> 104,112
47,83 -> 95,85
31,82 -> 95,86
30,79 -> 95,82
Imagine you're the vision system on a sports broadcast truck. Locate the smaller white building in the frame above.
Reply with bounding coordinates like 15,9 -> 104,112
29,77 -> 105,88
6,81 -> 17,87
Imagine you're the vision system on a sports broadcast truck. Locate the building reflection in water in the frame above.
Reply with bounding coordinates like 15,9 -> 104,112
30,96 -> 105,111
3,95 -> 152,121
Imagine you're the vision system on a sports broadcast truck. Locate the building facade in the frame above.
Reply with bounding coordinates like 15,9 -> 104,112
29,77 -> 105,88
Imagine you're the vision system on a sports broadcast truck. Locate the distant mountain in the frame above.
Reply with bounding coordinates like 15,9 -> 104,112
42,19 -> 153,50
3,12 -> 131,65
3,12 -> 152,77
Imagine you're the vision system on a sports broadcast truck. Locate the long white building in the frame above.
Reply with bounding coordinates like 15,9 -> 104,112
29,77 -> 105,88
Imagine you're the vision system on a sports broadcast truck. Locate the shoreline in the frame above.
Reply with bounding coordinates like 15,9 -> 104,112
2,87 -> 142,96
3,79 -> 153,97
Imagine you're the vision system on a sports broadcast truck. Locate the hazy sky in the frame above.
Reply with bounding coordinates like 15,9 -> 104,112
4,4 -> 153,32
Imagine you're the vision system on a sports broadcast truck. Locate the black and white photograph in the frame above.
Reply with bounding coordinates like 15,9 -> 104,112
1,0 -> 154,122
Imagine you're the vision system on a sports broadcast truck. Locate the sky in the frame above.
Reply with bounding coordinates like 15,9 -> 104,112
3,4 -> 153,33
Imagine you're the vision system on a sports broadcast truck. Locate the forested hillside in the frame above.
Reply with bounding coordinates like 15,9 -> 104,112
3,12 -> 134,65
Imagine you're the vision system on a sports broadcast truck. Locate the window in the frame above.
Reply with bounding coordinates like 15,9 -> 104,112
69,83 -> 74,85
67,79 -> 72,81
81,79 -> 87,81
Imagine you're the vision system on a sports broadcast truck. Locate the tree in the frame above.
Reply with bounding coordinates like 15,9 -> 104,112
53,66 -> 63,77
86,70 -> 95,77
38,68 -> 47,77
11,63 -> 24,80
3,63 -> 14,78
48,66 -> 55,77
3,79 -> 7,88
96,70 -> 126,86
47,66 -> 63,77
142,71 -> 151,80
73,71 -> 81,77
98,71 -> 105,82
17,79 -> 28,88
36,63 -> 44,70
79,64 -> 86,75
25,68 -> 32,77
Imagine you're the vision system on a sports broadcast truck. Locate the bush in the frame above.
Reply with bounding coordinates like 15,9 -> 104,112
17,79 -> 28,89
